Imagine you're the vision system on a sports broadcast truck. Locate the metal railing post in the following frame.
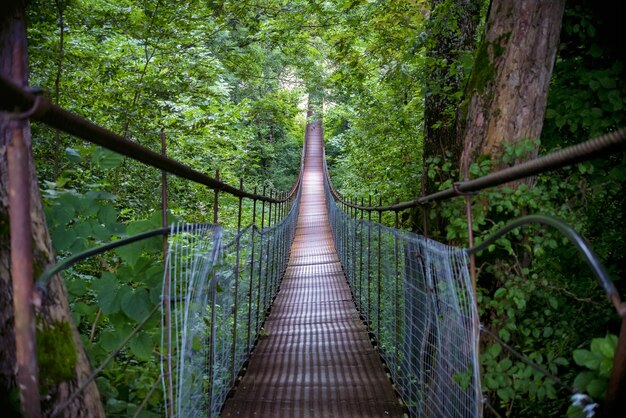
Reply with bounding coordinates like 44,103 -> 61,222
213,169 -> 219,224
359,197 -> 365,312
350,197 -> 359,290
207,276 -> 218,412
247,189 -> 258,354
265,190 -> 274,310
394,211 -> 400,370
377,197 -> 382,338
231,179 -> 243,385
8,118 -> 41,418
256,186 -> 266,329
367,195 -> 372,329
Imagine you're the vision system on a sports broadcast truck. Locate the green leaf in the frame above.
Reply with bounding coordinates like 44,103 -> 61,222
93,148 -> 124,169
586,378 -> 608,398
543,327 -> 553,338
91,222 -> 111,241
96,376 -> 119,399
93,272 -> 120,314
51,204 -> 75,226
489,343 -> 502,357
592,337 -> 615,359
573,371 -> 594,390
115,242 -> 143,266
129,332 -> 153,360
98,205 -> 118,226
106,398 -> 128,414
499,328 -> 511,342
598,357 -> 613,378
51,227 -> 77,252
121,288 -> 152,322
497,387 -> 513,401
548,297 -> 558,309
498,358 -> 512,371
573,349 -> 600,370
100,329 -> 124,352
67,278 -> 89,297
65,147 -> 82,163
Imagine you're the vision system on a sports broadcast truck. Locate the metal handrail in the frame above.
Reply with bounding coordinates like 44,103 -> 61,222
324,128 -> 626,211
0,74 -> 302,204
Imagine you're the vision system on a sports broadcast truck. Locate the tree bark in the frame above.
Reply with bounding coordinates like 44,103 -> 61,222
459,0 -> 566,173
0,3 -> 105,417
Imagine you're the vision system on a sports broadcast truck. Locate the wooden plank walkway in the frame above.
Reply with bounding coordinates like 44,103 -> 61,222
221,121 -> 405,417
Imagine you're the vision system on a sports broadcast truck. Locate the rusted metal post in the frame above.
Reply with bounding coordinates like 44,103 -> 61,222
351,198 -> 357,294
213,169 -> 219,224
605,316 -> 626,417
344,201 -> 348,265
160,128 -> 173,418
270,191 -> 277,296
359,197 -> 365,310
207,277 -> 218,408
246,189 -> 258,354
377,197 -> 382,338
367,195 -> 372,328
256,186 -> 266,329
279,193 -> 285,275
394,211 -> 400,368
8,118 -> 41,418
278,193 -> 283,281
231,178 -> 243,385
265,190 -> 273,307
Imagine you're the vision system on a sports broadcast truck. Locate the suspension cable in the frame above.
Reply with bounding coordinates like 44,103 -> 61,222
0,74 -> 300,203
325,128 -> 626,212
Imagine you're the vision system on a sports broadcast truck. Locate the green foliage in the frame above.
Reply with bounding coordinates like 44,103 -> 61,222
42,180 -> 171,415
572,334 -> 617,398
23,0 -> 626,417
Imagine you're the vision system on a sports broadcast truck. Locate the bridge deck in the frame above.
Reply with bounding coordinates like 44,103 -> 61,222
221,121 -> 404,417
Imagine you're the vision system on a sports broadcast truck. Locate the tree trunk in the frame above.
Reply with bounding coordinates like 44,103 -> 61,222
0,3 -> 105,417
459,0 -> 566,172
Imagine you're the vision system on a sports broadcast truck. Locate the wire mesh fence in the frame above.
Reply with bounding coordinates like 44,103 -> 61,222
161,188 -> 300,417
324,179 -> 481,417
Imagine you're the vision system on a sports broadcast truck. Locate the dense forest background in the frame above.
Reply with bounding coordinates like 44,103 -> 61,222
0,0 -> 624,416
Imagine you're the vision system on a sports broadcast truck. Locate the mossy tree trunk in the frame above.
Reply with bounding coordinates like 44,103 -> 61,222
458,0 -> 566,173
0,2 -> 105,416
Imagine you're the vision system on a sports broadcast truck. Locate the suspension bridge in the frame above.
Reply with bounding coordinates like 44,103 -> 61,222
1,71 -> 626,418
